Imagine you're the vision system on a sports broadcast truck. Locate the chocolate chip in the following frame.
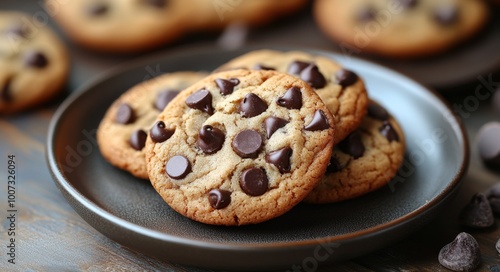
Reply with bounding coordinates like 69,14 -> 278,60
1,77 -> 13,102
166,155 -> 191,179
287,60 -> 310,75
86,2 -> 109,16
264,117 -> 288,139
253,64 -> 275,71
23,51 -> 48,68
334,69 -> 358,88
142,0 -> 167,8
185,89 -> 214,115
338,131 -> 365,159
197,125 -> 225,154
208,189 -> 231,209
150,121 -> 174,143
477,122 -> 500,170
240,168 -> 269,196
459,193 -> 494,228
129,129 -> 147,151
300,64 -> 326,89
397,0 -> 418,9
367,102 -> 389,121
155,90 -> 178,111
239,93 -> 267,118
277,87 -> 302,110
326,155 -> 343,173
304,110 -> 330,131
266,147 -> 293,173
438,232 -> 481,272
115,103 -> 135,124
434,5 -> 459,26
357,6 -> 376,22
232,129 -> 263,158
215,78 -> 240,95
380,121 -> 399,142
486,183 -> 500,214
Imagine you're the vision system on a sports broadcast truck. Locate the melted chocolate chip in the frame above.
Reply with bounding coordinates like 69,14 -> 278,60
150,121 -> 174,143
266,147 -> 293,173
129,130 -> 147,151
304,110 -> 330,131
86,2 -> 109,16
240,168 -> 269,196
155,90 -> 178,111
367,102 -> 389,121
398,0 -> 418,9
339,131 -> 365,159
115,103 -> 135,124
208,189 -> 231,209
380,121 -> 399,142
185,89 -> 214,115
326,155 -> 343,173
277,87 -> 302,109
438,232 -> 481,272
143,0 -> 167,8
23,51 -> 48,68
357,6 -> 376,22
215,78 -> 240,95
434,5 -> 459,26
232,129 -> 263,158
335,69 -> 358,88
239,93 -> 267,118
197,125 -> 225,154
287,60 -> 310,75
253,64 -> 275,71
264,117 -> 288,139
166,155 -> 191,179
1,78 -> 13,102
300,64 -> 326,89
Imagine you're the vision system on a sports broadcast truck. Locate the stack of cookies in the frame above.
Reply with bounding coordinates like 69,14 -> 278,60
97,50 -> 406,226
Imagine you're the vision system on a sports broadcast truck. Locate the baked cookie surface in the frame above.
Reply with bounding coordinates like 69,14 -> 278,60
217,49 -> 368,144
314,0 -> 489,58
145,69 -> 335,225
97,72 -> 207,179
0,11 -> 69,114
304,100 -> 405,204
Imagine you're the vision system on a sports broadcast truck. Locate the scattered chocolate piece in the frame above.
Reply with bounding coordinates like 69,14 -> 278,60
239,93 -> 267,118
150,121 -> 174,143
287,60 -> 310,75
208,189 -> 231,209
253,64 -> 275,71
367,102 -> 389,121
264,117 -> 288,139
326,155 -> 343,173
277,86 -> 302,109
398,0 -> 418,9
142,0 -> 167,8
304,110 -> 330,131
300,64 -> 326,89
115,103 -> 135,124
240,168 -> 269,196
197,125 -> 225,154
166,155 -> 191,179
434,5 -> 459,26
232,129 -> 263,158
380,121 -> 400,142
438,232 -> 481,272
476,122 -> 500,170
86,2 -> 109,17
1,78 -> 13,102
459,193 -> 494,228
215,78 -> 240,95
185,89 -> 214,115
491,264 -> 500,272
129,130 -> 147,151
154,90 -> 178,111
23,51 -> 48,68
338,131 -> 365,159
357,6 -> 376,22
266,147 -> 292,173
334,69 -> 358,88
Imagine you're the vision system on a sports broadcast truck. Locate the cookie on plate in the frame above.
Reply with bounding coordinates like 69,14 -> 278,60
217,49 -> 368,144
97,72 -> 207,179
304,100 -> 405,204
145,69 -> 335,225
0,11 -> 69,114
45,0 -> 192,53
314,0 -> 489,58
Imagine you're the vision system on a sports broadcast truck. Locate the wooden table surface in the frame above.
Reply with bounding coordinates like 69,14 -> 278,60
1,1 -> 500,271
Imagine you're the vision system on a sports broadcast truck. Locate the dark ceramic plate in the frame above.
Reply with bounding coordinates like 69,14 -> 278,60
46,47 -> 469,271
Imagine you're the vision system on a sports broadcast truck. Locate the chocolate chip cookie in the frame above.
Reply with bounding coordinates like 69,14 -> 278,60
145,69 -> 336,225
217,49 -> 368,144
0,11 -> 69,114
97,72 -> 207,179
304,100 -> 405,204
314,0 -> 489,58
